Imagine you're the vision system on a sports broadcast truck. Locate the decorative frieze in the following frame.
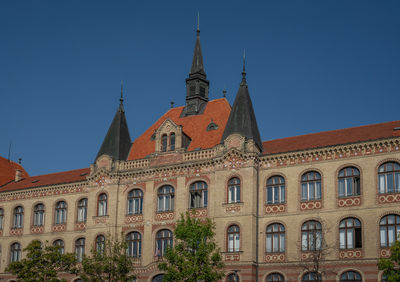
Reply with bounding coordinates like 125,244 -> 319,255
31,226 -> 44,234
155,212 -> 174,221
52,224 -> 66,232
338,197 -> 361,207
122,224 -> 144,233
378,193 -> 400,204
224,253 -> 240,261
339,249 -> 362,259
74,222 -> 86,231
265,204 -> 285,214
188,208 -> 207,218
10,228 -> 23,236
94,216 -> 109,224
224,203 -> 242,213
300,200 -> 322,211
125,214 -> 144,224
300,252 -> 322,261
379,248 -> 390,258
265,253 -> 285,263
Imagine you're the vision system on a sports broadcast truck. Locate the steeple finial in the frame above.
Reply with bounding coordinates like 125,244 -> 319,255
241,49 -> 247,85
197,12 -> 200,34
120,80 -> 124,105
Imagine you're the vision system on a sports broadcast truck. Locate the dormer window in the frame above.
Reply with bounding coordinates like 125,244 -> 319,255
170,133 -> 175,151
161,134 -> 168,152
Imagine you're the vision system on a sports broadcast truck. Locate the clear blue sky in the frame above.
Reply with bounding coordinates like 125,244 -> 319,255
1,1 -> 399,176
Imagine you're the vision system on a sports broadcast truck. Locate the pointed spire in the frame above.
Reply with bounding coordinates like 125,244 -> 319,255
221,62 -> 262,151
95,85 -> 132,161
190,13 -> 205,76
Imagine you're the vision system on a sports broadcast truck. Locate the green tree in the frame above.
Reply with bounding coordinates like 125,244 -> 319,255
378,239 -> 400,282
158,212 -> 225,282
80,235 -> 136,282
6,240 -> 78,282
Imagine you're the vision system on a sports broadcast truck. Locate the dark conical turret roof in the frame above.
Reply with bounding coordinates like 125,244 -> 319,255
190,29 -> 206,76
95,91 -> 132,161
221,69 -> 263,151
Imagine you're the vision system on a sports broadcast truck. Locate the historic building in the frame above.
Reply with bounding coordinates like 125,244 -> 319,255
1,26 -> 400,282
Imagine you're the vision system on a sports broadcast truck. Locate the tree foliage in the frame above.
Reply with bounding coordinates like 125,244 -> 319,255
6,240 -> 78,282
378,239 -> 400,282
80,236 -> 136,282
158,212 -> 225,282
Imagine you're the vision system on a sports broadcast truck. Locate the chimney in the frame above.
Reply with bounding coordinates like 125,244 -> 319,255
15,169 -> 22,182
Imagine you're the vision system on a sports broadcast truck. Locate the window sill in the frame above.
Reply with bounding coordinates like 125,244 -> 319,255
222,250 -> 243,254
338,195 -> 361,198
222,202 -> 243,206
92,215 -> 109,219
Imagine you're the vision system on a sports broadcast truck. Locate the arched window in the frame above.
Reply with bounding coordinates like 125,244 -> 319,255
227,273 -> 239,281
10,242 -> 21,262
155,229 -> 173,257
157,185 -> 174,212
126,231 -> 142,258
301,221 -> 322,251
75,238 -> 85,262
128,189 -> 143,215
98,193 -> 107,216
382,273 -> 388,282
266,273 -> 285,281
378,162 -> 400,194
302,272 -> 321,281
228,177 -> 241,203
189,181 -> 208,209
339,218 -> 362,249
96,235 -> 105,255
152,274 -> 164,282
53,239 -> 65,254
266,176 -> 285,204
13,206 -> 24,228
33,203 -> 45,226
55,201 -> 67,224
340,271 -> 361,281
338,167 -> 360,197
266,223 -> 285,253
77,198 -> 88,223
380,214 -> 400,248
301,172 -> 321,201
161,134 -> 168,152
0,208 -> 4,230
170,133 -> 175,151
227,225 -> 240,252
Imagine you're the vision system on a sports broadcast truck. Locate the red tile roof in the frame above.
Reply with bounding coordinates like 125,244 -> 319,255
262,120 -> 400,155
0,156 -> 29,186
0,167 -> 90,193
127,98 -> 231,160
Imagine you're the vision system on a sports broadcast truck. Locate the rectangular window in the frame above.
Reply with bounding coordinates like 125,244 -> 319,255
379,175 -> 386,193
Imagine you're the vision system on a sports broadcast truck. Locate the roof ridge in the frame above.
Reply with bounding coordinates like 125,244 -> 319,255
24,167 -> 89,179
262,120 -> 400,144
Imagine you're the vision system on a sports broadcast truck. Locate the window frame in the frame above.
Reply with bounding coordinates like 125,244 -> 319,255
189,181 -> 208,209
13,206 -> 24,228
340,270 -> 362,281
0,208 -> 4,230
302,272 -> 322,281
378,161 -> 400,194
126,231 -> 142,258
33,203 -> 45,227
228,177 -> 241,204
338,166 -> 361,198
75,238 -> 85,262
380,214 -> 400,248
77,198 -> 88,223
10,242 -> 21,263
301,220 -> 322,251
155,229 -> 173,257
161,134 -> 168,152
227,225 -> 240,253
266,176 -> 285,204
54,201 -> 67,225
96,234 -> 105,255
301,171 -> 322,201
157,185 -> 174,212
127,189 -> 143,215
169,133 -> 175,151
266,223 -> 285,253
97,193 -> 108,216
266,273 -> 285,281
339,217 -> 362,249
53,239 -> 65,254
